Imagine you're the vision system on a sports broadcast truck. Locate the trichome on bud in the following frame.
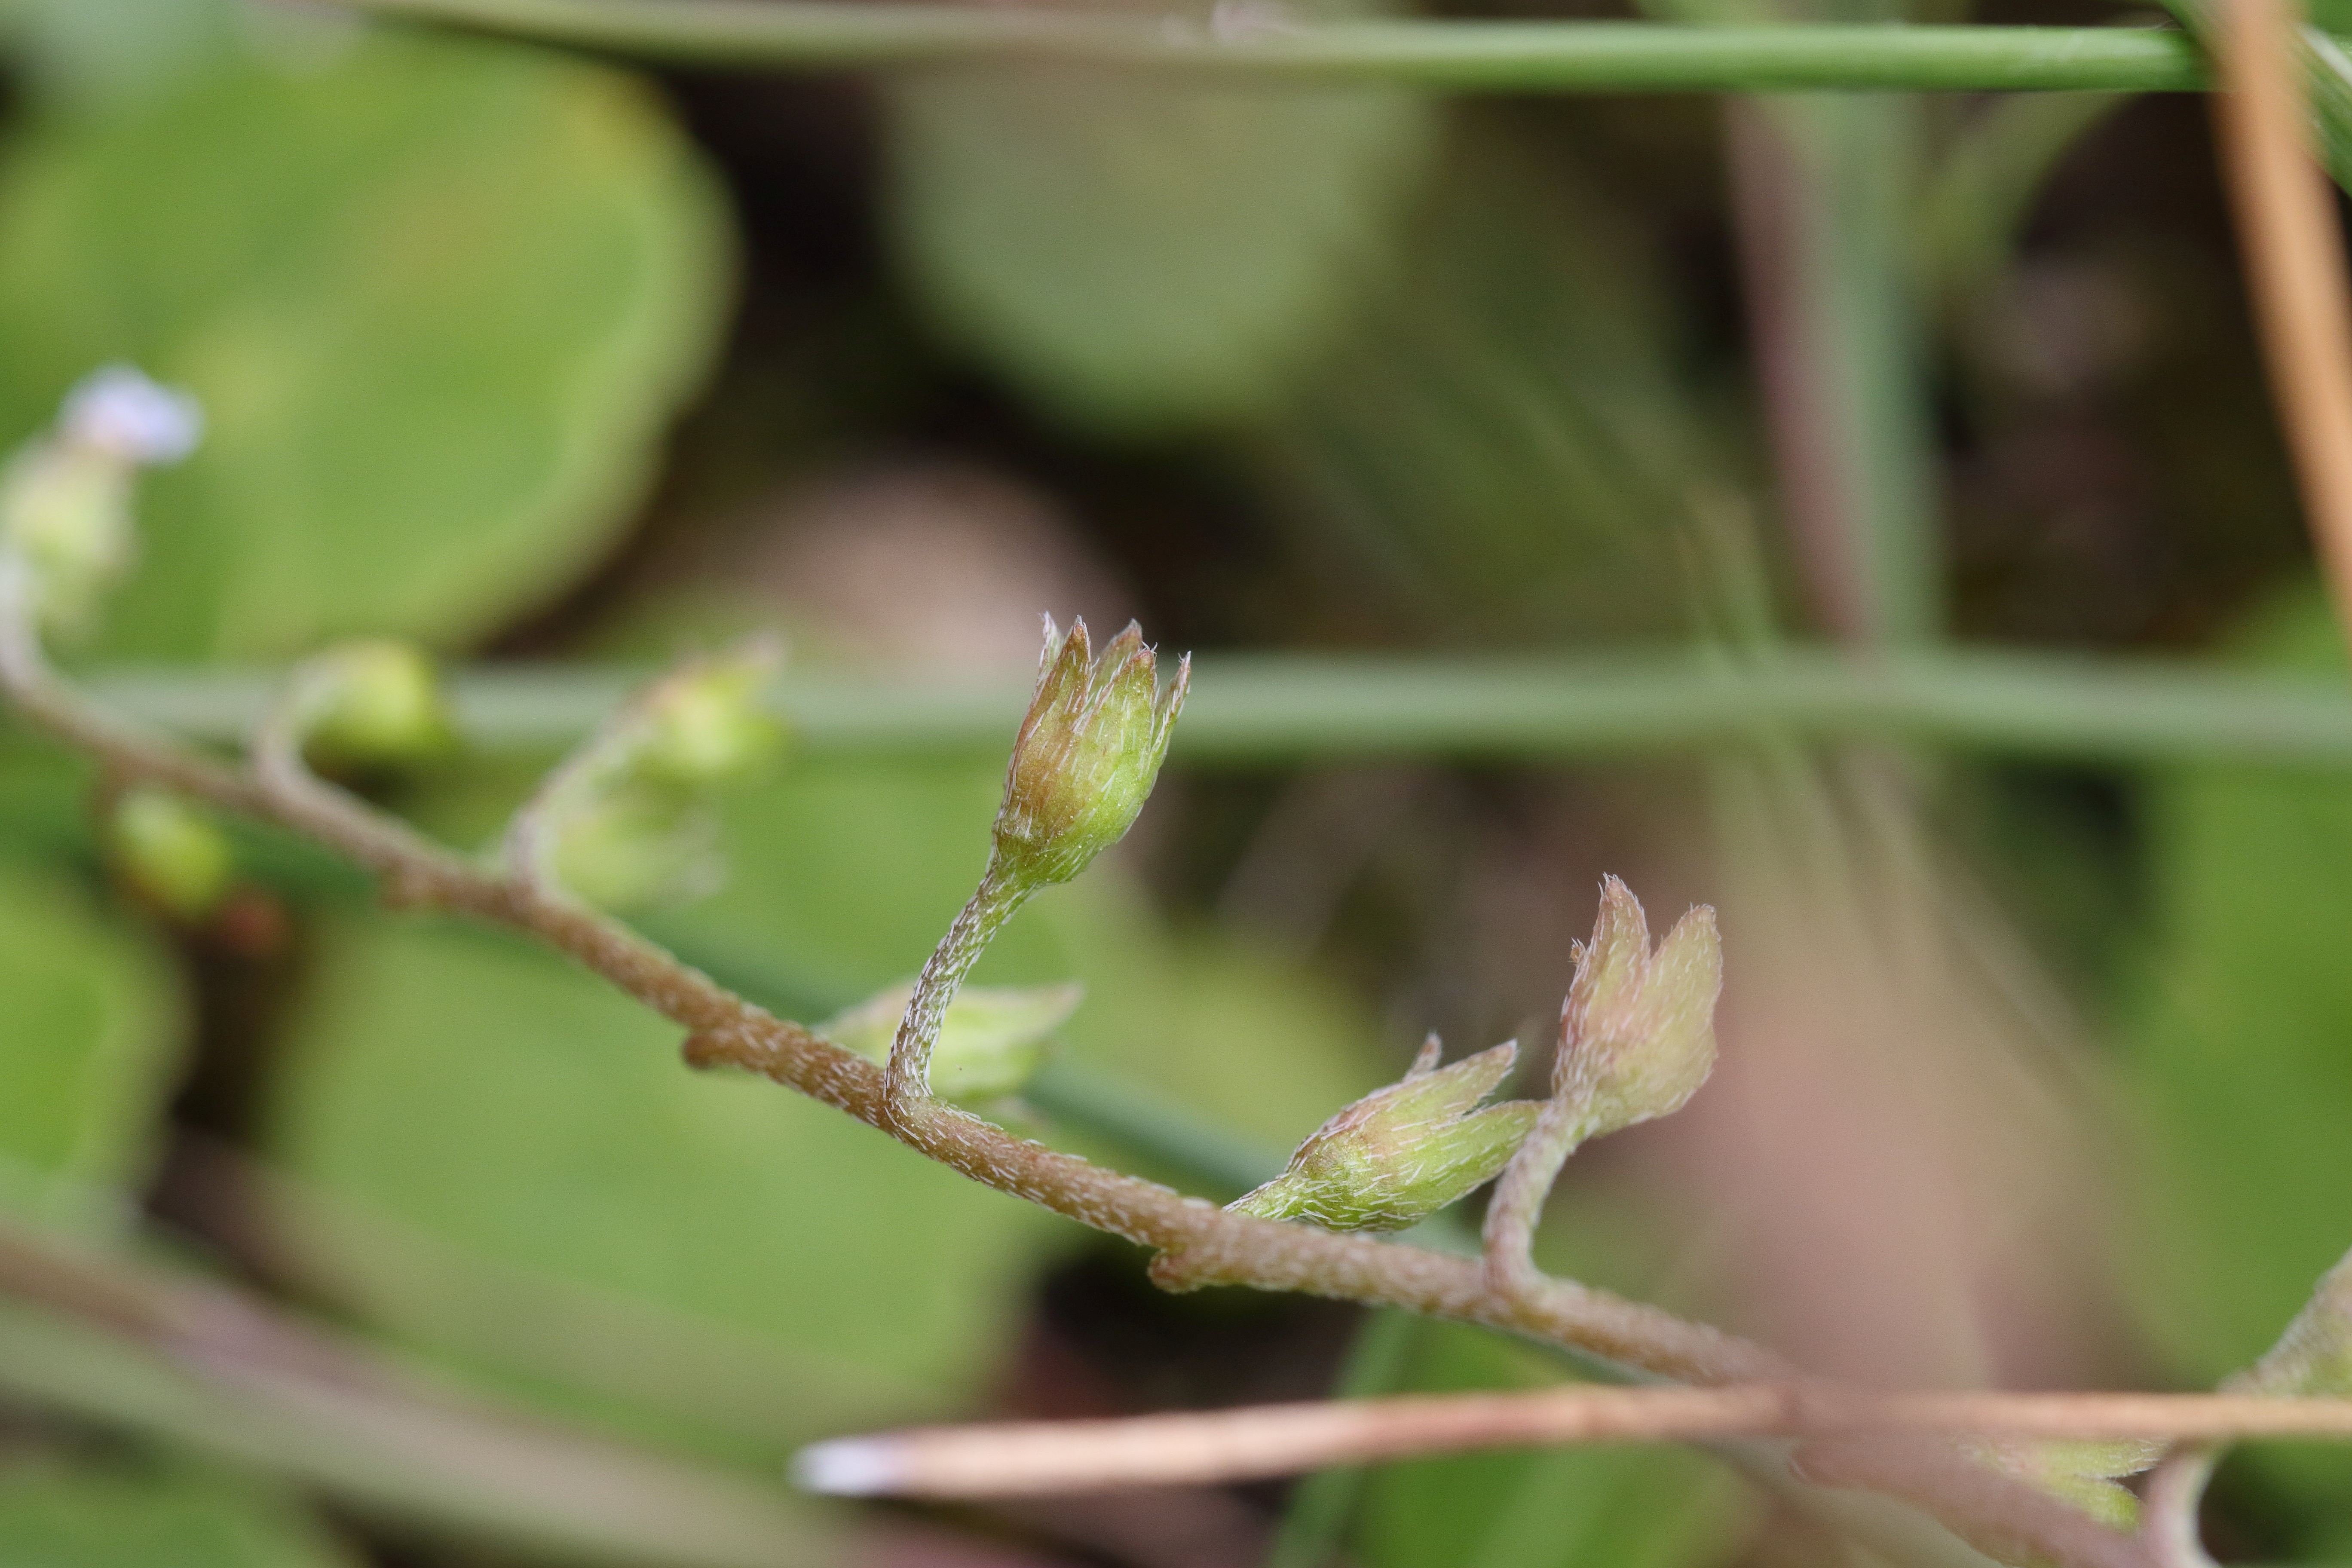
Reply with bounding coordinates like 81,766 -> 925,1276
1232,1038 -> 1539,1233
1556,875 -> 1722,1142
2235,1249 -> 2352,1399
991,616 -> 1188,894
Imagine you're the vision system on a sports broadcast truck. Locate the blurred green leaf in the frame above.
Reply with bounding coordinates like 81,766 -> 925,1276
0,0 -> 242,111
1357,1320 -> 1750,1568
265,910 -> 1055,1450
0,1460 -> 353,1568
2125,580 -> 2352,1556
0,24 -> 731,658
883,25 -> 1434,434
0,855 -> 182,1230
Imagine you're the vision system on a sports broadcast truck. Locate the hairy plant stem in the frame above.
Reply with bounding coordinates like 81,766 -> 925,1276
1480,1092 -> 1594,1299
883,863 -> 1029,1116
0,554 -> 2150,1568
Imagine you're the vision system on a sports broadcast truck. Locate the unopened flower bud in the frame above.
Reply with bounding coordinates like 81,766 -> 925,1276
551,790 -> 720,912
107,785 -> 232,921
991,617 -> 1188,893
1557,877 -> 1721,1141
635,643 -> 785,787
2234,1250 -> 2352,1398
1959,1436 -> 2161,1532
1,366 -> 199,633
299,640 -> 451,766
1232,1038 -> 1540,1233
821,980 -> 1080,1103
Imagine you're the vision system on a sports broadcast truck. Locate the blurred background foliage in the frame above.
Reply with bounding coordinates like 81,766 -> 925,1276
0,0 -> 2344,1564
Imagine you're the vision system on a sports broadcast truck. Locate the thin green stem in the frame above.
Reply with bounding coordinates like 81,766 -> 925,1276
64,650 -> 2352,767
338,0 -> 2205,91
1735,92 -> 1942,643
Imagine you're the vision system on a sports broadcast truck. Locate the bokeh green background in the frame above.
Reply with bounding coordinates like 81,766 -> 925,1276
0,0 -> 2345,1563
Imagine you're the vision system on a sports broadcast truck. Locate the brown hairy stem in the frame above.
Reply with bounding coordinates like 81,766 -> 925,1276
0,554 -> 2150,1568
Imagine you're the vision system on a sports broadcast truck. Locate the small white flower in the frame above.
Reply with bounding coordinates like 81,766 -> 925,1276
60,365 -> 202,466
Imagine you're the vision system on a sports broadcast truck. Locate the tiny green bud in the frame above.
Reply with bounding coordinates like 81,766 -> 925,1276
634,643 -> 785,787
551,787 -> 719,912
519,640 -> 785,909
107,785 -> 233,920
991,617 -> 1188,892
2233,1249 -> 2352,1398
1232,1038 -> 1540,1233
0,367 -> 200,634
821,980 -> 1080,1103
1961,1436 -> 2162,1532
301,640 -> 451,766
1557,877 -> 1721,1141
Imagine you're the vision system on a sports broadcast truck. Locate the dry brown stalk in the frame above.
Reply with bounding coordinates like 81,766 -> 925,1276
791,1384 -> 2352,1500
2213,0 -> 2352,632
0,552 -> 2153,1568
2177,7 -> 2352,1547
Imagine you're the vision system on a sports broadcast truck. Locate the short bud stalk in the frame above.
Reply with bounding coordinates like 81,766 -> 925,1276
1483,876 -> 1722,1295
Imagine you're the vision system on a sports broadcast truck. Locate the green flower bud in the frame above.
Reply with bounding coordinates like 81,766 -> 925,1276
551,787 -> 720,912
992,617 -> 1188,892
107,785 -> 233,920
1557,877 -> 1721,1141
300,640 -> 451,766
2233,1250 -> 2352,1398
1232,1039 -> 1540,1233
634,643 -> 785,787
0,367 -> 199,634
518,641 -> 784,909
1961,1436 -> 2162,1532
820,980 -> 1080,1103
